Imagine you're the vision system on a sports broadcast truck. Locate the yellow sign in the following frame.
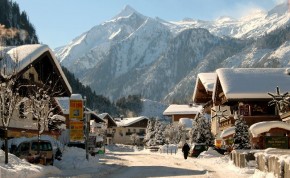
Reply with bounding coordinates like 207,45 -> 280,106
70,121 -> 84,141
215,140 -> 222,148
69,100 -> 83,120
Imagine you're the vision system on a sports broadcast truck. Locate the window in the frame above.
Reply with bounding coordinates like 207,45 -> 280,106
19,102 -> 26,119
29,73 -> 34,81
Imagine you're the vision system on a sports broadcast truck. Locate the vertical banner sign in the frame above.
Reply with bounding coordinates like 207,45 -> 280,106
69,100 -> 83,120
69,99 -> 84,141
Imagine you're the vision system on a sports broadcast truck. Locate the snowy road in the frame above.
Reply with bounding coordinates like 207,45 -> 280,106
44,146 -> 253,178
102,152 -> 206,178
96,149 -> 252,178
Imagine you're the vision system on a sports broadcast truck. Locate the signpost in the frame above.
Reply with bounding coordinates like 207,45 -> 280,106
265,136 -> 288,149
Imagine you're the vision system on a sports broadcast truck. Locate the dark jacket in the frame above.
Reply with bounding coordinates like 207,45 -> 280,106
182,143 -> 190,153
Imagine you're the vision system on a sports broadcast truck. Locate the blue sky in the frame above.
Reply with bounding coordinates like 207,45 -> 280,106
14,0 -> 284,49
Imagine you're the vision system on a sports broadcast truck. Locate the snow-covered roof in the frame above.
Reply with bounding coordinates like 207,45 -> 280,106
163,104 -> 202,115
98,113 -> 110,120
249,121 -> 290,138
179,118 -> 193,129
0,44 -> 72,95
192,73 -> 216,103
71,94 -> 83,100
115,116 -> 148,127
55,97 -> 69,114
220,126 -> 235,138
197,73 -> 217,92
214,68 -> 290,100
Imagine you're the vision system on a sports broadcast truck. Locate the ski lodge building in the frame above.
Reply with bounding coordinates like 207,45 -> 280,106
193,68 -> 290,149
0,44 -> 72,138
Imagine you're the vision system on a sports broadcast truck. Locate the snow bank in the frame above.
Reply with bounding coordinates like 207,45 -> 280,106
0,150 -> 61,178
54,146 -> 99,169
198,147 -> 224,158
106,144 -> 136,152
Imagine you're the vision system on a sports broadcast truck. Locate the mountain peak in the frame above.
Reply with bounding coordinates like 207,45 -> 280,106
113,5 -> 139,19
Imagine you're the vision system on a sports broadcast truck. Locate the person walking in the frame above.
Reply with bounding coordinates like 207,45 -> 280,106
182,142 -> 190,159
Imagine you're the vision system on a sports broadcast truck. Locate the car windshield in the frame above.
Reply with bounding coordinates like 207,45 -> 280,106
31,142 -> 52,151
194,145 -> 206,150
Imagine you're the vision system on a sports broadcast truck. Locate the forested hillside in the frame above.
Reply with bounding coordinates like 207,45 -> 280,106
62,67 -> 143,117
0,0 -> 38,45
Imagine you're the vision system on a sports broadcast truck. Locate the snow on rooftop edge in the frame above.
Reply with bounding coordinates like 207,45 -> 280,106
220,126 -> 235,138
249,121 -> 290,138
215,68 -> 290,99
197,73 -> 217,92
192,72 -> 216,103
1,44 -> 72,94
163,104 -> 202,115
115,116 -> 148,127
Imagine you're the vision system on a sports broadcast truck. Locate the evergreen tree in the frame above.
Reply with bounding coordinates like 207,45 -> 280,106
164,123 -> 184,144
233,112 -> 251,149
61,66 -> 119,116
144,118 -> 156,146
154,120 -> 166,145
190,114 -> 214,145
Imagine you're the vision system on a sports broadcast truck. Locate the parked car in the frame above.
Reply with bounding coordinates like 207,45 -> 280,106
14,140 -> 54,165
189,143 -> 208,157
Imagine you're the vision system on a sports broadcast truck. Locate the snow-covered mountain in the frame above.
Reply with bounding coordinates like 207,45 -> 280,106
55,4 -> 290,103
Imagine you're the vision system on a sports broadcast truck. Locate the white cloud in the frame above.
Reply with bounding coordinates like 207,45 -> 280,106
215,2 -> 266,19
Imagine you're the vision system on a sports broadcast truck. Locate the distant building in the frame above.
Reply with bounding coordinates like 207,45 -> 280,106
163,104 -> 202,123
98,113 -> 117,145
113,116 -> 148,145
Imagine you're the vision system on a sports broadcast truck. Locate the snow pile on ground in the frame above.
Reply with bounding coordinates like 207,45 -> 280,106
198,147 -> 224,158
0,150 -> 60,178
53,146 -> 99,169
106,144 -> 136,152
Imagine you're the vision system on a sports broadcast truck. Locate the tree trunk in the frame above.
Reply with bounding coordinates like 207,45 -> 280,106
5,128 -> 8,164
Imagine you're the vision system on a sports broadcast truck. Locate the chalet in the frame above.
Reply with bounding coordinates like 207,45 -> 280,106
212,68 -> 290,134
0,44 -> 72,138
98,113 -> 117,144
191,72 -> 229,137
114,116 -> 148,145
163,104 -> 202,123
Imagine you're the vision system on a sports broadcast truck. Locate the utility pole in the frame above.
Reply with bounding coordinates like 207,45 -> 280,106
83,96 -> 89,161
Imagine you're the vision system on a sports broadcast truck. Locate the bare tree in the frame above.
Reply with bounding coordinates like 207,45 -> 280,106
0,47 -> 22,164
26,79 -> 66,154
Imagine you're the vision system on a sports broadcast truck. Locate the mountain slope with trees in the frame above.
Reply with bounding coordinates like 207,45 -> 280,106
0,0 -> 38,45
